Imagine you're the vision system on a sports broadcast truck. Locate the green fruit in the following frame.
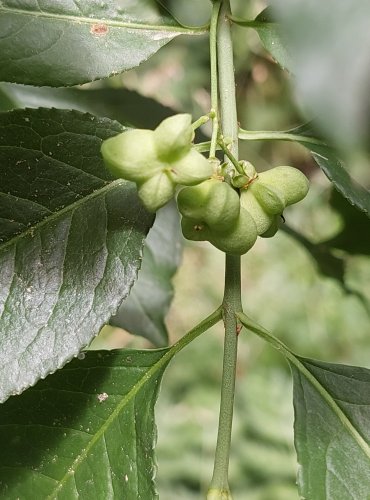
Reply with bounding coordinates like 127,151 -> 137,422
262,166 -> 309,206
253,166 -> 309,212
259,216 -> 280,238
240,189 -> 275,235
209,208 -> 258,255
177,179 -> 240,232
180,208 -> 258,255
240,160 -> 257,179
181,216 -> 210,242
231,174 -> 249,188
101,129 -> 160,182
249,181 -> 286,215
169,150 -> 213,186
154,114 -> 194,162
137,172 -> 175,212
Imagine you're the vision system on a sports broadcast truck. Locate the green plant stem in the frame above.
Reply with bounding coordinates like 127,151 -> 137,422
217,2 -> 238,162
208,2 -> 241,498
192,114 -> 211,130
209,0 -> 222,158
209,257 -> 242,499
193,140 -> 220,153
238,127 -> 325,146
170,306 -> 222,357
217,138 -> 245,175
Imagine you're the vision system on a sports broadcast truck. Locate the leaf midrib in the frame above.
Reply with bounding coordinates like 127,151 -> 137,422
291,357 -> 370,461
0,5 -> 206,34
47,307 -> 223,498
237,313 -> 370,462
47,349 -> 169,499
0,178 -> 125,253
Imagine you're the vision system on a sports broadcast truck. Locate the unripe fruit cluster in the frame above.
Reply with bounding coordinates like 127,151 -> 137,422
177,163 -> 309,255
178,179 -> 258,255
101,114 -> 309,255
101,114 -> 213,212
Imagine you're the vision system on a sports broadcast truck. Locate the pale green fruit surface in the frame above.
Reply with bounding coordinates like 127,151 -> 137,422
177,179 -> 240,232
259,215 -> 280,238
257,166 -> 309,206
250,180 -> 286,215
101,129 -> 160,182
240,189 -> 275,235
177,180 -> 214,220
210,208 -> 258,255
169,150 -> 213,186
181,216 -> 210,242
137,172 -> 175,212
154,113 -> 194,161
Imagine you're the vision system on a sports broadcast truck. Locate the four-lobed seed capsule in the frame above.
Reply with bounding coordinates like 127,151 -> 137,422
101,114 -> 309,255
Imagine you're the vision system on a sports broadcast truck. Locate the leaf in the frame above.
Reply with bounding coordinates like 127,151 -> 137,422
237,313 -> 370,500
110,202 -> 183,347
303,145 -> 370,220
0,108 -> 154,402
292,359 -> 370,499
0,348 -> 169,499
326,189 -> 370,255
271,0 -> 370,150
238,124 -> 370,218
281,225 -> 346,284
0,83 -> 174,129
282,223 -> 370,314
0,1 -> 205,87
0,307 -> 222,498
231,8 -> 292,71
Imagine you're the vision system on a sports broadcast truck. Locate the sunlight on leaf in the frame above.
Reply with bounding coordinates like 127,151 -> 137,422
0,0 -> 206,86
0,108 -> 154,402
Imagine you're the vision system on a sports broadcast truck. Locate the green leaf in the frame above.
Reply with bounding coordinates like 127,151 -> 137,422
326,189 -> 370,255
0,348 -> 169,499
238,124 -> 370,218
0,307 -> 222,498
281,223 -> 370,311
231,8 -> 292,71
0,83 -> 174,129
272,0 -> 370,149
0,1 -> 205,87
110,203 -> 183,347
292,359 -> 370,499
237,313 -> 370,500
281,225 -> 346,284
0,108 -> 154,402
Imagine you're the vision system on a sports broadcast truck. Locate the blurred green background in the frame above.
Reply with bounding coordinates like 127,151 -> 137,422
91,0 -> 370,498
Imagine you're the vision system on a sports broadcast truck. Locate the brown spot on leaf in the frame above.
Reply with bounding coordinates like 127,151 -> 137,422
90,23 -> 109,36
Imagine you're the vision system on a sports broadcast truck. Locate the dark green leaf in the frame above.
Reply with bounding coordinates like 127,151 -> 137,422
0,348 -> 169,499
0,1 -> 205,87
238,313 -> 370,500
110,202 -> 183,347
306,143 -> 370,219
0,83 -> 174,129
288,123 -> 370,218
282,225 -> 345,284
272,0 -> 370,149
326,189 -> 370,255
282,222 -> 369,314
0,108 -> 154,402
239,124 -> 370,218
231,8 -> 292,71
292,358 -> 370,499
